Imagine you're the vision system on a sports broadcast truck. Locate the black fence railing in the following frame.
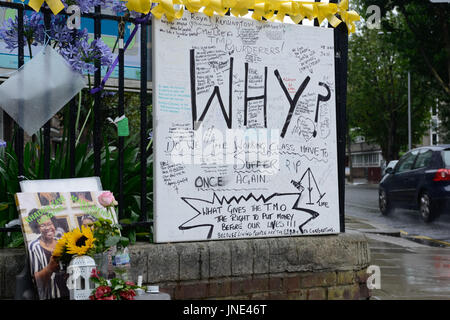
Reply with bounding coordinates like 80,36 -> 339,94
0,2 -> 152,233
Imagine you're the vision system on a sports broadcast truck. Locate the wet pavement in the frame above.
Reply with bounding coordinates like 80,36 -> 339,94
345,182 -> 450,244
346,216 -> 450,300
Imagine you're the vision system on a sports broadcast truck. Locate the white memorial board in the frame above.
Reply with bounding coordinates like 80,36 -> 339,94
153,12 -> 340,243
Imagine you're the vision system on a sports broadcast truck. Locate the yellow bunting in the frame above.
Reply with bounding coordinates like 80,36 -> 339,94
338,0 -> 360,34
252,0 -> 275,21
124,0 -> 153,14
299,3 -> 316,21
268,0 -> 292,22
288,1 -> 304,24
26,0 -> 64,15
184,0 -> 204,13
151,0 -> 184,21
204,0 -> 228,17
229,0 -> 251,17
26,0 -> 360,34
317,3 -> 337,25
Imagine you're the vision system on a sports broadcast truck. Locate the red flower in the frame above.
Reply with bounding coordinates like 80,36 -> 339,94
98,295 -> 115,300
95,286 -> 112,299
90,268 -> 100,279
125,281 -> 135,286
119,289 -> 136,300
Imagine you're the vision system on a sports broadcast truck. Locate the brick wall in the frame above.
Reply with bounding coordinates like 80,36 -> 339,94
156,270 -> 370,300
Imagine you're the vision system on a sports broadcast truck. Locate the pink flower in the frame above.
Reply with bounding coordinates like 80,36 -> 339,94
125,281 -> 135,286
98,191 -> 118,207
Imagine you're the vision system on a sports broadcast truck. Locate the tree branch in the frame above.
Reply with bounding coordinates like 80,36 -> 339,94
398,4 -> 450,95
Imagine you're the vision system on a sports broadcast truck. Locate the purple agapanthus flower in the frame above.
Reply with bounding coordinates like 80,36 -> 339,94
0,140 -> 6,148
0,12 -> 44,52
49,16 -> 72,44
0,1 -> 129,79
111,0 -> 128,15
59,30 -> 113,75
61,0 -> 108,13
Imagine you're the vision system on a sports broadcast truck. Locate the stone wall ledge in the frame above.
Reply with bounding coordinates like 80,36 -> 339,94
130,232 -> 371,284
0,232 -> 371,299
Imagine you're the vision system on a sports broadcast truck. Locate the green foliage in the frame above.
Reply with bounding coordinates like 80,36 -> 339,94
348,25 -> 433,161
92,218 -> 129,253
354,0 -> 450,141
0,107 -> 153,248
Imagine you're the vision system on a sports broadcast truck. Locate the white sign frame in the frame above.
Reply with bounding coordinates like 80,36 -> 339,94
153,12 -> 340,243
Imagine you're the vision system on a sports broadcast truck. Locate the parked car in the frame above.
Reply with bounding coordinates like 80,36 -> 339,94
379,145 -> 450,222
382,160 -> 398,176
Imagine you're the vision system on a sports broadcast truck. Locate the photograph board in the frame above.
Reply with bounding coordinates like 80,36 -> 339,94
15,190 -> 118,300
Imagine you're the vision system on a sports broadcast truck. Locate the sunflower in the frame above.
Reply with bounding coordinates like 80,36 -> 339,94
53,233 -> 68,257
66,225 -> 96,256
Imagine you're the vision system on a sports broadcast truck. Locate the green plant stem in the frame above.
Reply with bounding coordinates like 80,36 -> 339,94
26,41 -> 33,60
76,107 -> 91,146
74,91 -> 82,144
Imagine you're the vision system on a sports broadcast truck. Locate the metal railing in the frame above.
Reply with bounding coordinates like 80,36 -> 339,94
0,1 -> 152,233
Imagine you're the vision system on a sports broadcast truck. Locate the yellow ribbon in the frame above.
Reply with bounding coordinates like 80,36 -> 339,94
268,0 -> 292,22
228,0 -> 252,17
252,0 -> 275,21
288,1 -> 304,24
26,0 -> 64,15
151,0 -> 184,21
338,0 -> 360,34
184,0 -> 204,13
203,0 -> 228,17
124,0 -> 153,14
317,3 -> 339,26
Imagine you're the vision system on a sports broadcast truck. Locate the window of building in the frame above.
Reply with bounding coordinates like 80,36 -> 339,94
351,152 -> 381,167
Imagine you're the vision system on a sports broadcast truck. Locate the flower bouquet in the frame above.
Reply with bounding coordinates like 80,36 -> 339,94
89,268 -> 141,300
52,192 -> 129,262
52,225 -> 95,266
52,192 -> 130,284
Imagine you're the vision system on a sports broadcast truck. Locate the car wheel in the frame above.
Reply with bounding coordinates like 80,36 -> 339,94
379,189 -> 391,215
419,192 -> 435,223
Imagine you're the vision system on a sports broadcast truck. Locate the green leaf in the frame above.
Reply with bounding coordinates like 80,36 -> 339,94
104,235 -> 120,248
118,236 -> 129,248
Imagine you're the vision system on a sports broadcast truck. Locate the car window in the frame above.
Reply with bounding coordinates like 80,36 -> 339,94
444,150 -> 450,168
413,150 -> 433,169
396,151 -> 419,173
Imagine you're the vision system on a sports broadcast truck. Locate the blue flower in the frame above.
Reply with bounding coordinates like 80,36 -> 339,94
111,0 -> 128,15
0,12 -> 44,52
0,2 -> 121,77
0,140 -> 6,148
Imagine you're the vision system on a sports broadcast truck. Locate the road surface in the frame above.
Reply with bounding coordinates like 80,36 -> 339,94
345,183 -> 450,246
